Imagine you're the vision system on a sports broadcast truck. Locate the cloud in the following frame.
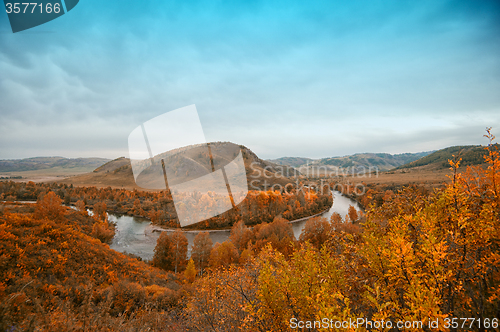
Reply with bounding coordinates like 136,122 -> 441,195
0,0 -> 499,159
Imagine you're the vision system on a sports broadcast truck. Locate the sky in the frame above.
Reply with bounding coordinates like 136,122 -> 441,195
1,0 -> 500,160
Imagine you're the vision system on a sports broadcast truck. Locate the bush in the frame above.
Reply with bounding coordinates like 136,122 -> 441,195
110,281 -> 146,316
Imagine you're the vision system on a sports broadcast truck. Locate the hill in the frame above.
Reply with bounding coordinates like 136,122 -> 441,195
315,152 -> 431,170
0,200 -> 181,330
267,157 -> 315,168
0,156 -> 110,175
395,144 -> 496,170
60,142 -> 298,190
270,151 -> 432,173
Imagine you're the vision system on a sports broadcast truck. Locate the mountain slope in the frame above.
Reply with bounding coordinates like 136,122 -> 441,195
315,152 -> 431,170
0,206 -> 179,329
267,157 -> 315,168
60,142 -> 297,190
395,144 -> 496,170
0,157 -> 110,173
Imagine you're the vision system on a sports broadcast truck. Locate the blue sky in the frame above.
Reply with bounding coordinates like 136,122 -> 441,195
1,0 -> 499,159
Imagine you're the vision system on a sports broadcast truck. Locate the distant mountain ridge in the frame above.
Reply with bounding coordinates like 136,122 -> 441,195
268,157 -> 315,168
269,151 -> 433,172
0,156 -> 110,173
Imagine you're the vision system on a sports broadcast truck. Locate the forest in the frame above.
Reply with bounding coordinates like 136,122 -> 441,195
0,181 -> 332,230
0,130 -> 499,331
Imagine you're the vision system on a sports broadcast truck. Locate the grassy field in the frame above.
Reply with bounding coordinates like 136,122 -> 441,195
0,166 -> 104,183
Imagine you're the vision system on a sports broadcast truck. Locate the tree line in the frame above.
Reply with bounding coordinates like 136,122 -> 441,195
0,182 -> 332,229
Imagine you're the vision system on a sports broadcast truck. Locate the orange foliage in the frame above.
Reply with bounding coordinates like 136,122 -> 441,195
190,231 -> 212,276
152,230 -> 188,273
0,207 -> 182,330
1,181 -> 333,230
298,216 -> 332,249
35,191 -> 66,221
209,241 -> 239,269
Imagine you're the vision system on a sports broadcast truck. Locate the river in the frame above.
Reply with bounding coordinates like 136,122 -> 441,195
109,191 -> 362,261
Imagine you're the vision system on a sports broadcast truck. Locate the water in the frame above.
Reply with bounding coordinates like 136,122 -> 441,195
109,214 -> 157,260
291,191 -> 362,239
109,191 -> 362,261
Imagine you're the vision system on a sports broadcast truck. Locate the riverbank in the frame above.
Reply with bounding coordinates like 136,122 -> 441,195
145,205 -> 332,235
108,191 -> 360,260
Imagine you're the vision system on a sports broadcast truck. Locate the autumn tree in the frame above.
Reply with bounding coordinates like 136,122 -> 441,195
298,216 -> 331,249
153,230 -> 188,273
254,216 -> 296,256
92,201 -> 108,222
75,200 -> 87,216
329,212 -> 342,223
229,219 -> 253,253
191,231 -> 213,276
35,191 -> 66,220
170,230 -> 188,273
239,248 -> 253,265
88,201 -> 114,244
346,205 -> 358,223
184,259 -> 197,283
153,232 -> 174,271
91,221 -> 115,244
251,245 -> 357,331
183,264 -> 261,332
209,241 -> 239,269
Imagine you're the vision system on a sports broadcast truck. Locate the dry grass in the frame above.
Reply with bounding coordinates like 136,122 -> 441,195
314,164 -> 489,191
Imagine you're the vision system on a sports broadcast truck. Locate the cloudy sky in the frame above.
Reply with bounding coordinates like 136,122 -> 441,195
1,0 -> 499,160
